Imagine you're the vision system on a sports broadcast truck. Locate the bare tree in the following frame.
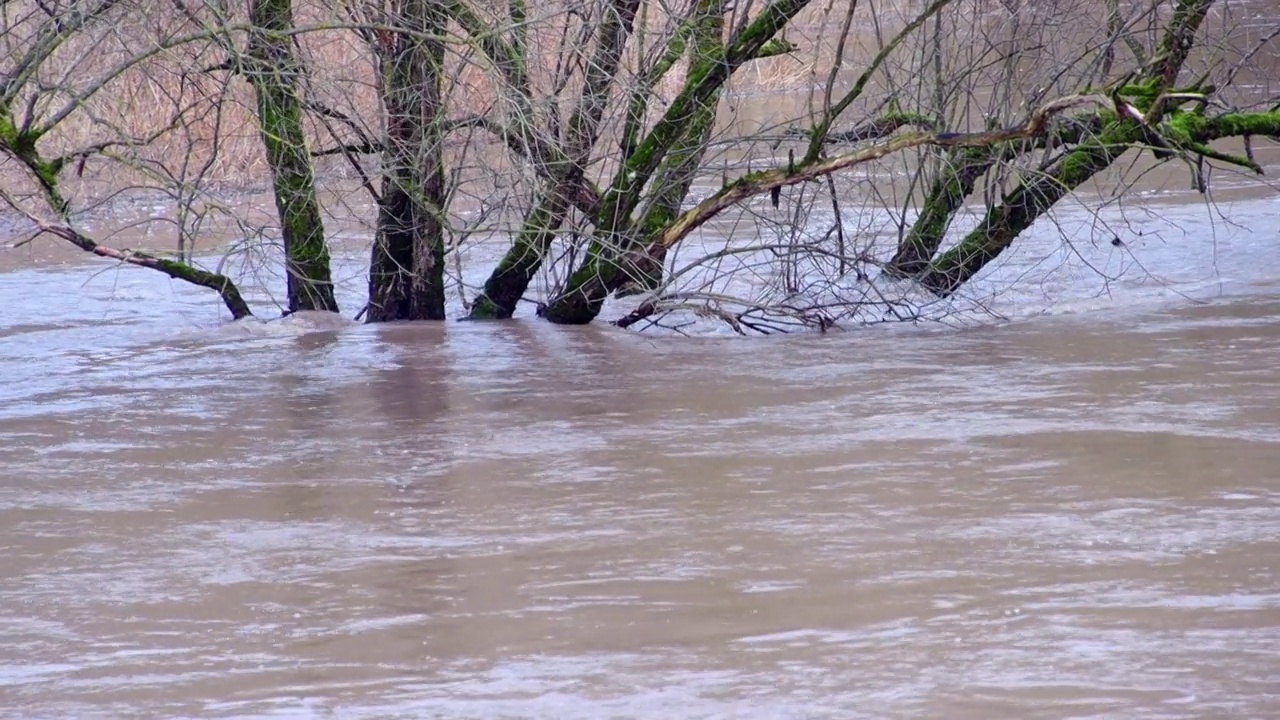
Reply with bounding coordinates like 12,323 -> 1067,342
365,0 -> 450,321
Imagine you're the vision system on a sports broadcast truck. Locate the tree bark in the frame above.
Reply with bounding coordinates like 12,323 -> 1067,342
619,0 -> 725,296
542,0 -> 813,324
366,0 -> 449,322
886,146 -> 998,277
917,127 -> 1136,295
467,0 -> 641,319
886,115 -> 1105,276
246,0 -> 338,314
915,0 -> 1220,296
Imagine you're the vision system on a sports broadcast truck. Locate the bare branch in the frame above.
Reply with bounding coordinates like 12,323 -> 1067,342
31,220 -> 253,320
658,95 -> 1115,254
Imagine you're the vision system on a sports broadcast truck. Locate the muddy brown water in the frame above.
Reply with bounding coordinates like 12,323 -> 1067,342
3,236 -> 1280,718
4,15 -> 1280,708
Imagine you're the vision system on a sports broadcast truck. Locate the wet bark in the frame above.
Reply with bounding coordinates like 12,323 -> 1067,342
542,0 -> 813,324
466,190 -> 570,319
366,0 -> 449,322
886,116 -> 1105,276
886,146 -> 998,277
618,0 -> 725,296
915,0 -> 1219,296
246,0 -> 338,314
467,0 -> 640,319
917,128 -> 1136,296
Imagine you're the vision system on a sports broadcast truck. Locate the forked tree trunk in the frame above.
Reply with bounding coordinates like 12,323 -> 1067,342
619,0 -> 725,296
918,133 -> 1133,295
466,0 -> 641,319
367,0 -> 449,322
916,0 -> 1217,295
246,0 -> 338,314
885,146 -> 997,277
541,0 -> 813,324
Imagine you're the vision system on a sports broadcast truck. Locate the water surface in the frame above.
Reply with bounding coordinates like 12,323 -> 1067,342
2,268 -> 1278,717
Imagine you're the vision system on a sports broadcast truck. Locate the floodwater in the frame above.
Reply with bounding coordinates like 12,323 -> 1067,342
3,191 -> 1280,718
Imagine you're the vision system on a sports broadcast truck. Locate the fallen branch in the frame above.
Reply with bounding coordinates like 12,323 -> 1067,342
34,221 -> 253,320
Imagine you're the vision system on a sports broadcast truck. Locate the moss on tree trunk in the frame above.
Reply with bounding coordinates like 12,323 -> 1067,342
467,0 -> 641,320
913,0 -> 1227,297
246,0 -> 338,314
918,124 -> 1138,295
619,0 -> 725,296
886,146 -> 997,277
467,191 -> 570,319
542,0 -> 812,324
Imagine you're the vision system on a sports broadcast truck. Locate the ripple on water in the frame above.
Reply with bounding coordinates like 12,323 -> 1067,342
2,227 -> 1280,717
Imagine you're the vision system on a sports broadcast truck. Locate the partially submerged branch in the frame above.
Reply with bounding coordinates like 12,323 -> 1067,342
540,0 -> 816,324
34,222 -> 253,320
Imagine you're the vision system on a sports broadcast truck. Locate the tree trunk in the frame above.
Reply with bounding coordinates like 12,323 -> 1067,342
466,190 -> 570,319
246,0 -> 338,314
366,0 -> 449,322
619,0 -> 725,296
541,0 -> 813,324
887,114 -> 1110,277
886,146 -> 997,276
915,0 -> 1219,296
917,127 -> 1135,295
467,0 -> 641,319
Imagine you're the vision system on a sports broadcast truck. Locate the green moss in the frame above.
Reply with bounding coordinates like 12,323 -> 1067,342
247,0 -> 338,313
466,295 -> 505,319
756,38 -> 798,59
922,123 -> 1137,296
889,147 -> 992,274
1169,109 -> 1280,141
469,192 -> 568,318
1,113 -> 70,215
1116,78 -> 1162,110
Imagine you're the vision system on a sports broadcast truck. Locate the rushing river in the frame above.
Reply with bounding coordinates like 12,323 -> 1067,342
2,188 -> 1280,717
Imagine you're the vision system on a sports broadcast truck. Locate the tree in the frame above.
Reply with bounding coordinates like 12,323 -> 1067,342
365,0 -> 450,322
246,0 -> 339,313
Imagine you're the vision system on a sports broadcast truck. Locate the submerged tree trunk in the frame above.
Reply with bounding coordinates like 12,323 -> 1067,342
366,0 -> 449,322
618,0 -> 725,296
918,130 -> 1134,295
466,0 -> 641,319
886,116 -> 1107,276
246,0 -> 338,314
885,146 -> 997,277
914,0 -> 1219,296
541,0 -> 813,324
